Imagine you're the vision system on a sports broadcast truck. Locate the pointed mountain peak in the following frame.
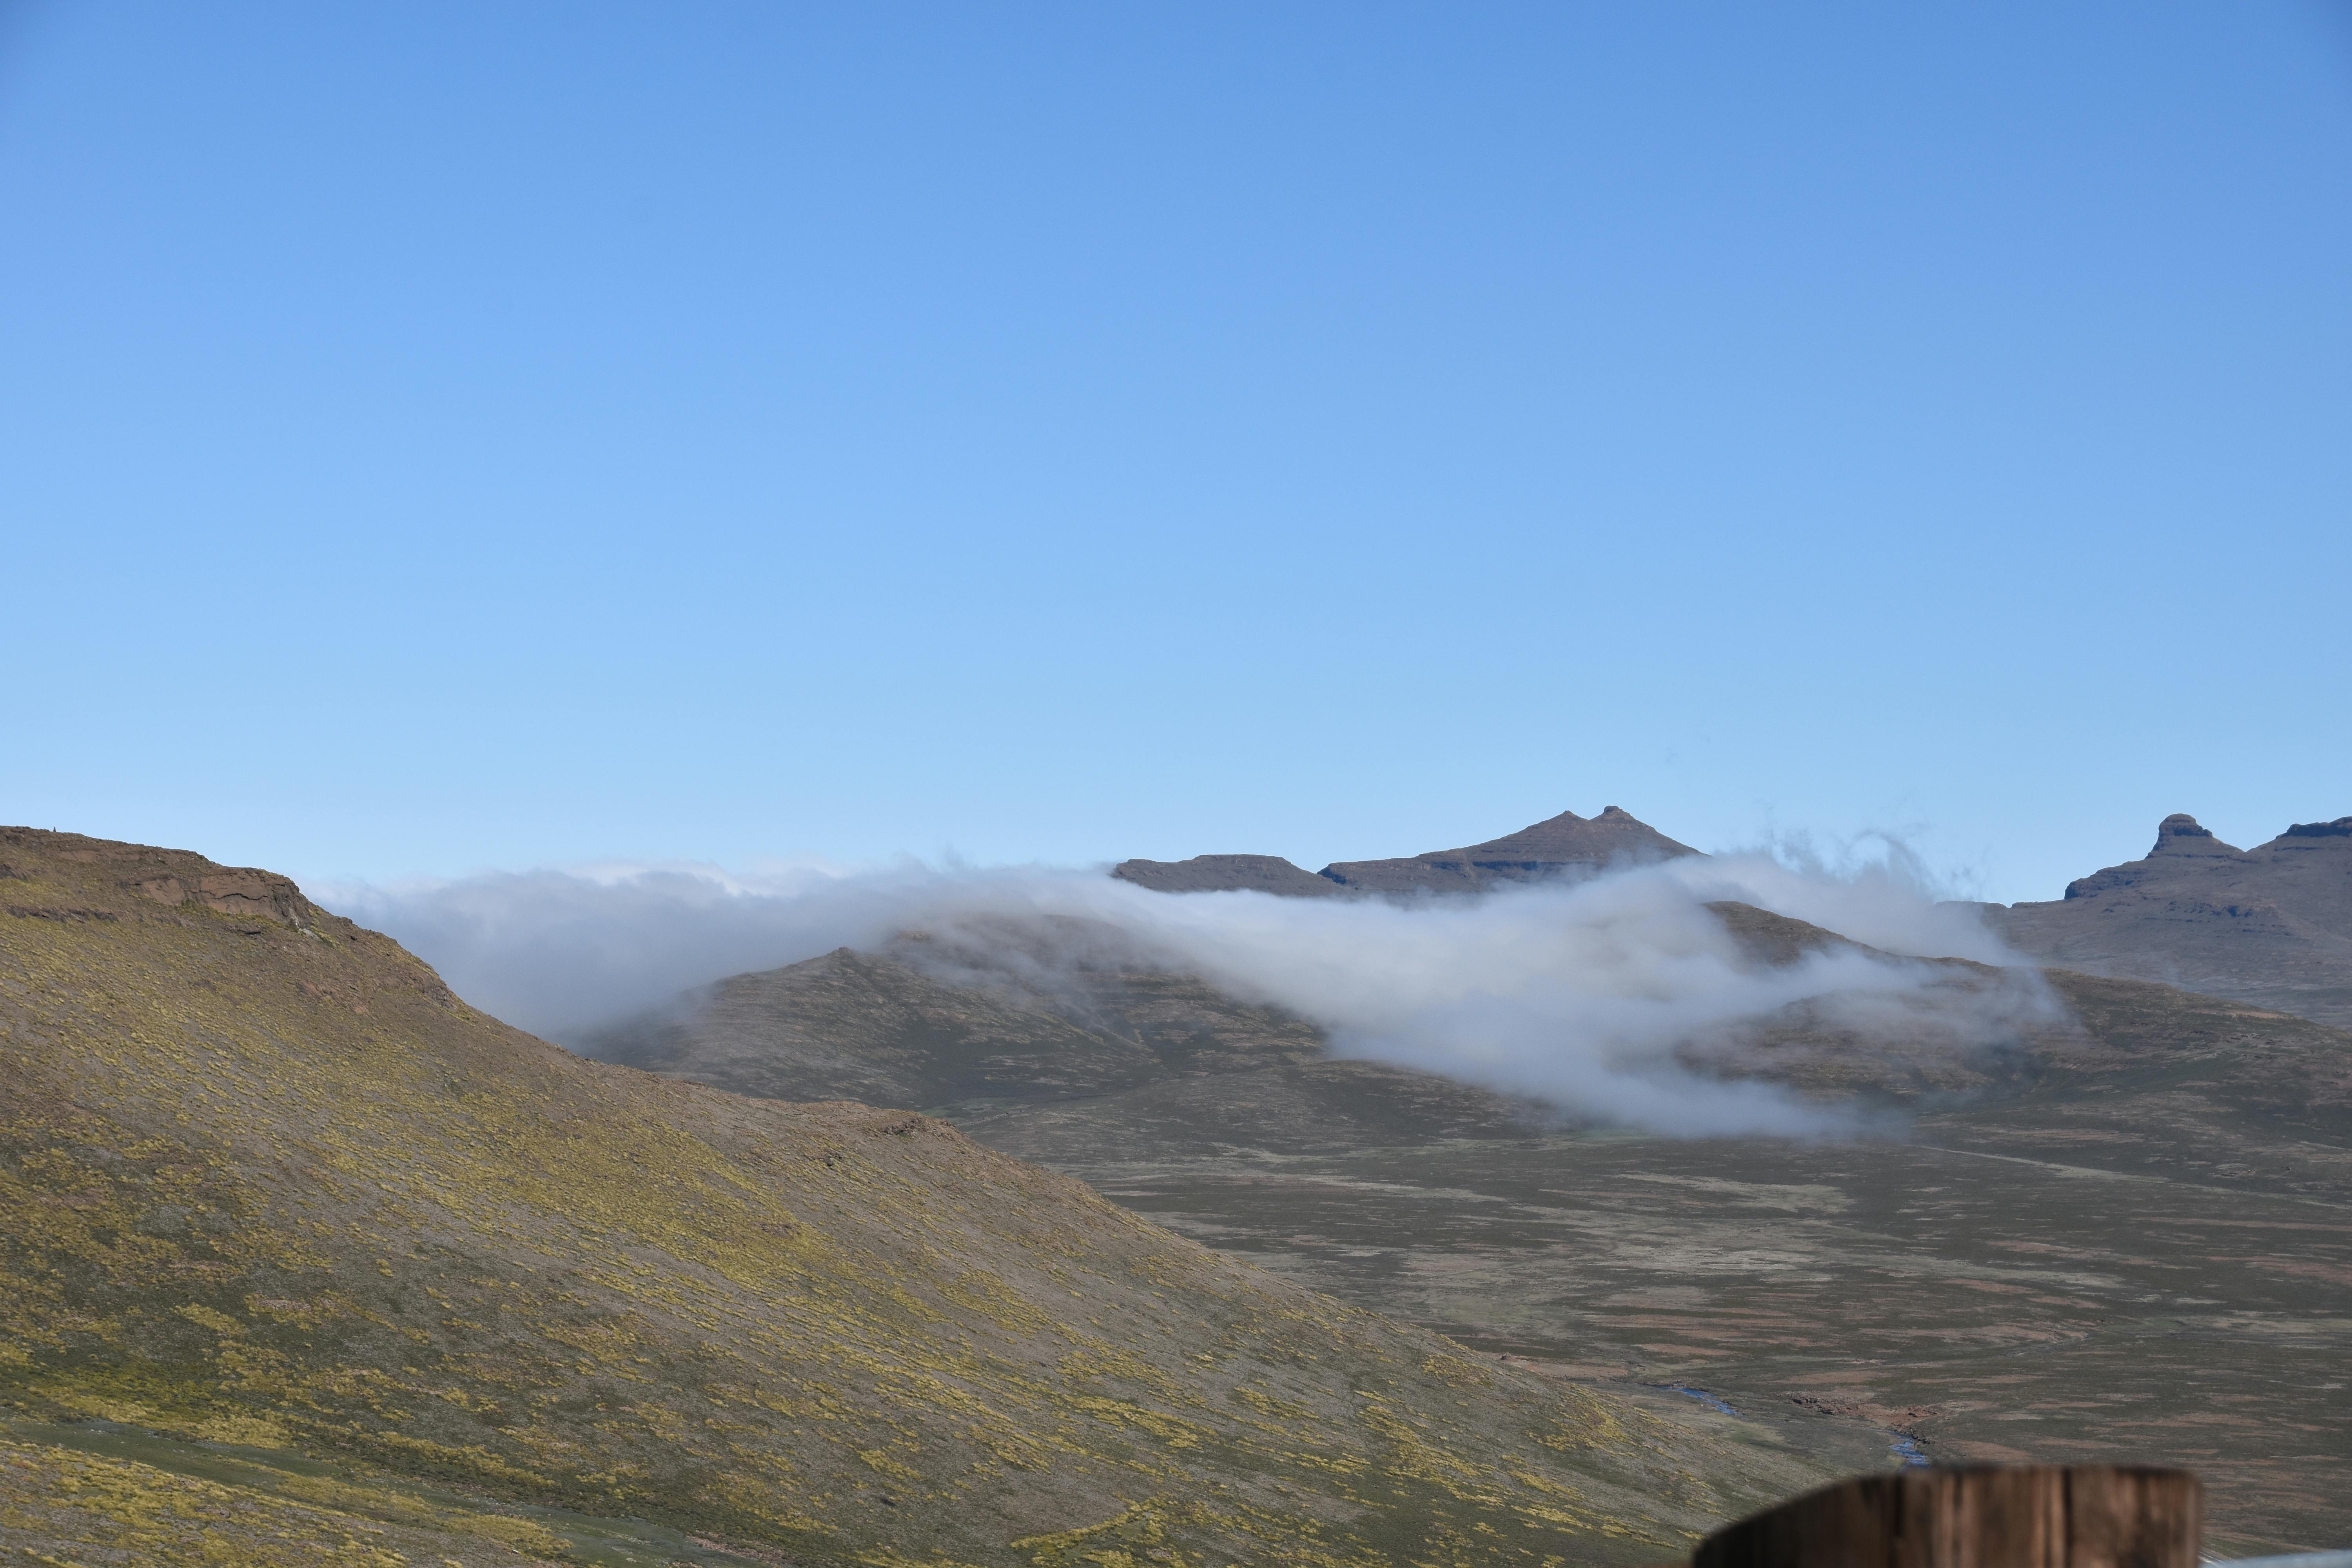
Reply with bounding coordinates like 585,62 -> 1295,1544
1310,806 -> 1702,893
1439,806 -> 1700,864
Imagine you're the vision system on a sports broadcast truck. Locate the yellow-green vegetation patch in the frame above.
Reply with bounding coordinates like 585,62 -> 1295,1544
0,1432 -> 557,1566
0,1421 -> 781,1565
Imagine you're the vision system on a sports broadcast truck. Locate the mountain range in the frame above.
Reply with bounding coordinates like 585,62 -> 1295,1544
7,803 -> 2348,1561
606,804 -> 2352,1554
1118,802 -> 2352,1029
1976,812 -> 2352,1028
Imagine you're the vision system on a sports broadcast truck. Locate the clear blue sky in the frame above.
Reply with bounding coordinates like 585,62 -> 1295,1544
4,1 -> 2347,903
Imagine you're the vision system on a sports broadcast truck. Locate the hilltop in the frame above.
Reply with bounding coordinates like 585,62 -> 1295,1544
1113,806 -> 1699,898
0,826 -> 1832,1566
605,939 -> 1534,1160
1980,811 -> 2352,1027
1320,807 -> 1702,894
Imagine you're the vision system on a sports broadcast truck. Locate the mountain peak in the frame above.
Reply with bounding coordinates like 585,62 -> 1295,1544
2149,813 -> 2246,857
1989,806 -> 2352,1027
1317,806 -> 1702,894
1422,806 -> 1699,865
1107,806 -> 1700,899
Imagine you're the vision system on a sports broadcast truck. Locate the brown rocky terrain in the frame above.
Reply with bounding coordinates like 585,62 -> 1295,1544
0,827 -> 1840,1567
1978,812 -> 2352,1028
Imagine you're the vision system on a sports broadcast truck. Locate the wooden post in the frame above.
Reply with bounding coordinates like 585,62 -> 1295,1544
1694,1466 -> 2201,1568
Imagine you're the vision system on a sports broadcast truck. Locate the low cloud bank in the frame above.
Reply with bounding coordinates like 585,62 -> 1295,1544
320,850 -> 2037,1138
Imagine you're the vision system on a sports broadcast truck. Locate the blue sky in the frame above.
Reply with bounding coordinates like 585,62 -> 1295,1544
4,1 -> 2347,903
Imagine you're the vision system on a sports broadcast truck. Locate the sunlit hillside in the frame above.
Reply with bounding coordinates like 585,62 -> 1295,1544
0,826 -> 1831,1566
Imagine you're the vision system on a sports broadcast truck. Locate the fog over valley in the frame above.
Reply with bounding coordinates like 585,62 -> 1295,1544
323,833 -> 2042,1137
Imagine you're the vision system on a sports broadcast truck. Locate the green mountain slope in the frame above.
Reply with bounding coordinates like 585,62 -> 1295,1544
0,827 -> 1831,1566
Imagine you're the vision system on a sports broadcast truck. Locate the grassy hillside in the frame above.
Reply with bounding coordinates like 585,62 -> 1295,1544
0,828 -> 1831,1566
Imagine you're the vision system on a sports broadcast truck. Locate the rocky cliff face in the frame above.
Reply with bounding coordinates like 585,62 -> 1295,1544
1982,811 -> 2352,1027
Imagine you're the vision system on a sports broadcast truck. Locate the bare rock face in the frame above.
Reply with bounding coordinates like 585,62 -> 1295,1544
2152,811 -> 2233,849
2,828 -> 321,933
1984,811 -> 2352,1027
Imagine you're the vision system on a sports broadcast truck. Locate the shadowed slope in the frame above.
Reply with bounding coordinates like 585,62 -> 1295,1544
597,944 -> 1168,1107
606,935 -> 1539,1156
0,827 -> 1834,1566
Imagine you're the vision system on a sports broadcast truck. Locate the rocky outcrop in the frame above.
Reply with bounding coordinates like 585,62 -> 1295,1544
1,827 -> 319,931
1985,810 -> 2352,1027
2059,813 -> 2252,900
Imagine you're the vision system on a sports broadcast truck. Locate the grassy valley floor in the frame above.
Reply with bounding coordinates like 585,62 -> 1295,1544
991,1127 -> 2350,1557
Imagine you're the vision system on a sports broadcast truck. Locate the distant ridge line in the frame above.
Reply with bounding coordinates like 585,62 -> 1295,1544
1112,805 -> 1701,898
1980,807 -> 2352,1029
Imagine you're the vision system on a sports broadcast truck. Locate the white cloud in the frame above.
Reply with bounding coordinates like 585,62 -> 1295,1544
317,847 -> 2041,1138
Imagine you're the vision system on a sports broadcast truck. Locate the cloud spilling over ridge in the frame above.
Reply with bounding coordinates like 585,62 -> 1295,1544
320,850 -> 2038,1137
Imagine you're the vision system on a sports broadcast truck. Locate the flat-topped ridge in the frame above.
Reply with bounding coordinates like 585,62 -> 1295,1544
1111,852 -> 1348,897
1115,805 -> 1702,898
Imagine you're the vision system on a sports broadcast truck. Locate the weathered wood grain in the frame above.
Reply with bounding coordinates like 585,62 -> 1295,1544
1695,1466 -> 2201,1568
